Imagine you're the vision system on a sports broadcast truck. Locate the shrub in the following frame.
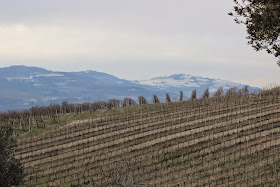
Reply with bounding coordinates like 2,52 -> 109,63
0,125 -> 25,186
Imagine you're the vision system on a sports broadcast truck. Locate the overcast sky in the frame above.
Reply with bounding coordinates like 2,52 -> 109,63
0,0 -> 279,87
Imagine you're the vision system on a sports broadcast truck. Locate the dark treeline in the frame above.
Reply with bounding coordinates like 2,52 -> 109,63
0,86 -> 266,127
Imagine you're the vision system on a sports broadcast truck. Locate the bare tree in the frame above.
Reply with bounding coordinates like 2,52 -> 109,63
166,94 -> 171,103
202,88 -> 210,98
191,89 -> 197,100
225,87 -> 237,97
238,85 -> 249,96
138,96 -> 148,105
153,95 -> 160,104
123,98 -> 137,107
179,91 -> 183,101
107,99 -> 121,109
213,87 -> 223,98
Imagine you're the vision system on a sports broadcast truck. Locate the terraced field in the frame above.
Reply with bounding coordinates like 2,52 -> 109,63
15,93 -> 280,186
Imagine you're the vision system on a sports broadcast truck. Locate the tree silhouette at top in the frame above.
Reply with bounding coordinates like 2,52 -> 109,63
229,0 -> 280,65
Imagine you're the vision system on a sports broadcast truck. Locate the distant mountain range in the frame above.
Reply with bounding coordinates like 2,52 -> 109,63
135,74 -> 256,98
0,66 -> 260,112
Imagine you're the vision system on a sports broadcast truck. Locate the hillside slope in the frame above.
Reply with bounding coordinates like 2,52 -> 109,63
13,91 -> 280,186
0,66 -> 259,111
0,66 -> 160,111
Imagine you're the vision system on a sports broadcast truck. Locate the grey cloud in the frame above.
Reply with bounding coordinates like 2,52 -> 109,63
0,0 -> 279,87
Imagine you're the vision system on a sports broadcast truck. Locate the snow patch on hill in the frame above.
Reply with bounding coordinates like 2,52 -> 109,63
136,74 -> 248,94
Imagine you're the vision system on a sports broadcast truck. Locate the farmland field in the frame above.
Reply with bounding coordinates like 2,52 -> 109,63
10,90 -> 280,186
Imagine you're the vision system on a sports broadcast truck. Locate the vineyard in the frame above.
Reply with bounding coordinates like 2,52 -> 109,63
7,89 -> 280,186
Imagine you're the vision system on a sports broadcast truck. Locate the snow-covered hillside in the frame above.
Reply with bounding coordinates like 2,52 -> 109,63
134,74 -> 259,97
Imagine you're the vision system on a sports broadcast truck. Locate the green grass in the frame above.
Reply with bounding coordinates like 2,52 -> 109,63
13,103 -> 156,139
